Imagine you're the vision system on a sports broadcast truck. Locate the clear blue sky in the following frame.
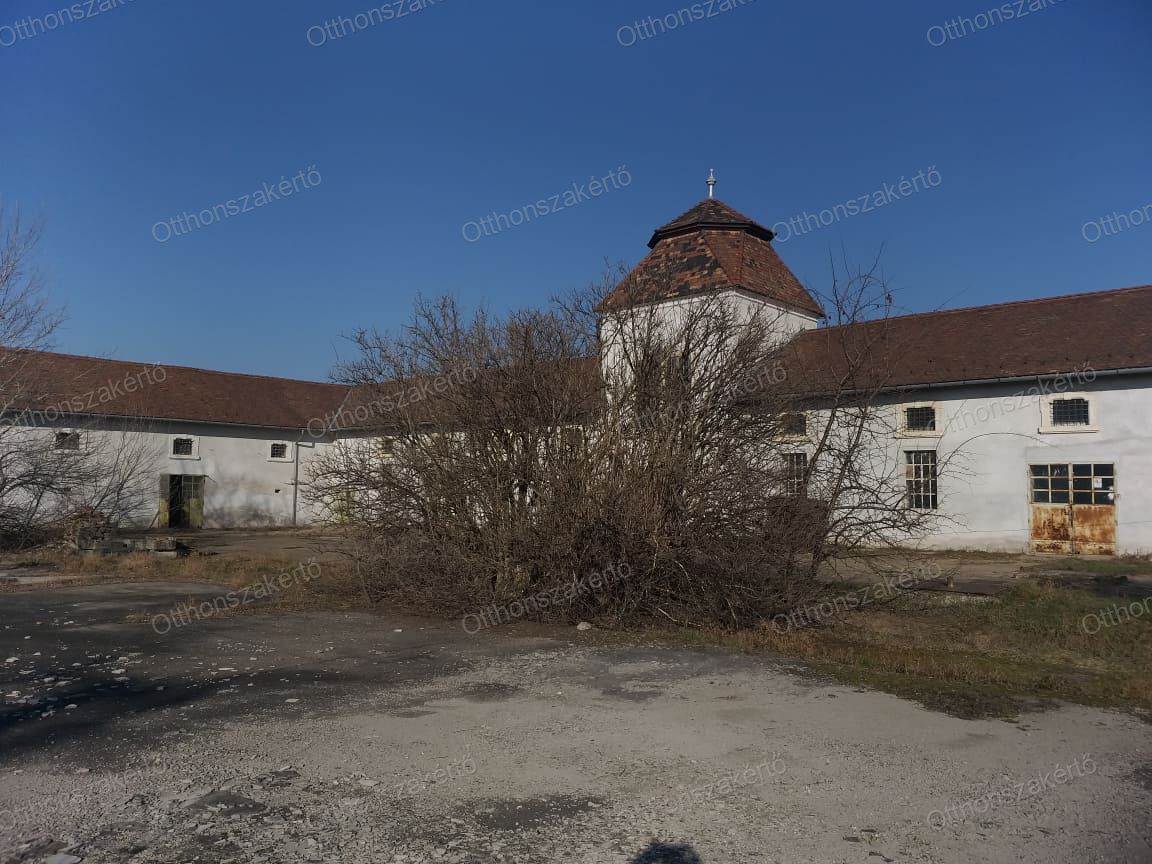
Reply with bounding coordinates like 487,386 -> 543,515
1,0 -> 1149,381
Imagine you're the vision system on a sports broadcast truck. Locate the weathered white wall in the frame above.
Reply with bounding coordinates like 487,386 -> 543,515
784,373 -> 1152,554
16,361 -> 1149,553
900,373 -> 1152,554
24,418 -> 338,529
599,289 -> 821,390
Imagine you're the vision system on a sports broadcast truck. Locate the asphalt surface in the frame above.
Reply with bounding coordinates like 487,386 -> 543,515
2,581 -> 1151,864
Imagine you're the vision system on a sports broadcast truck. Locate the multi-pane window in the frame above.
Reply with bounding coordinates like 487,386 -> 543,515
1051,398 -> 1090,427
269,443 -> 289,459
904,406 -> 936,432
172,437 -> 194,457
54,431 -> 80,451
905,450 -> 938,509
1031,463 -> 1114,506
783,453 -> 808,497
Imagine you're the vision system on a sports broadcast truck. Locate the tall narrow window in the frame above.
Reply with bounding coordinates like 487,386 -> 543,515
905,451 -> 938,510
783,453 -> 808,497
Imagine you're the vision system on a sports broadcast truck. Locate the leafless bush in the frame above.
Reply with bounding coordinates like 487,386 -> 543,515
308,260 -> 951,629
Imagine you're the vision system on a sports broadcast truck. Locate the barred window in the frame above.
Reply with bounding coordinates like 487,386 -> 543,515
783,453 -> 808,497
904,406 -> 936,432
1051,398 -> 1090,427
270,443 -> 289,459
172,437 -> 194,457
905,450 -> 938,510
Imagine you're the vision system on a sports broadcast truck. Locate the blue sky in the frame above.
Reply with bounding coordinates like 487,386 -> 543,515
1,0 -> 1149,380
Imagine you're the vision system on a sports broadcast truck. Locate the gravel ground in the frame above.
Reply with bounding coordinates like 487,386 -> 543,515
1,581 -> 1151,864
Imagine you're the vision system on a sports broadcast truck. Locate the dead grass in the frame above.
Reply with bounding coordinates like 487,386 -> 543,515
0,550 -> 369,613
721,582 -> 1152,717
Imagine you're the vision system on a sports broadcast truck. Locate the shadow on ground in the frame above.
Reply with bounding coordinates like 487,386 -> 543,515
632,842 -> 702,863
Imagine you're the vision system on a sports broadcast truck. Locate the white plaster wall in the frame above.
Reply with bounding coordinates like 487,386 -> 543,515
20,418 -> 339,529
14,366 -> 1147,551
600,289 -> 821,390
881,374 -> 1152,554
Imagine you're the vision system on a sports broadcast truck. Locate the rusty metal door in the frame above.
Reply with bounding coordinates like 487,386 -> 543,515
1029,463 -> 1116,555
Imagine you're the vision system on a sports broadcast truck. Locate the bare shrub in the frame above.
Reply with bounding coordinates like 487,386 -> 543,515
308,260 -> 952,629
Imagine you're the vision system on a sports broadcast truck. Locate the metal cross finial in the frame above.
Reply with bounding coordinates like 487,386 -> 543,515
706,168 -> 716,198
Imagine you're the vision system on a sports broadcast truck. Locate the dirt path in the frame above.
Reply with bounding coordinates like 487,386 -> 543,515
1,582 -> 1150,863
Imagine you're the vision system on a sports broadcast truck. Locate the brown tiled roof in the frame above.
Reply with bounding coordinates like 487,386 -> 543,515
647,198 -> 776,245
781,284 -> 1152,394
5,286 -> 1148,431
0,348 -> 349,429
600,199 -> 825,318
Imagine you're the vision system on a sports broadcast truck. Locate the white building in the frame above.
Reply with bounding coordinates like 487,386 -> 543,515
0,350 -> 348,529
2,196 -> 1148,553
599,198 -> 1151,556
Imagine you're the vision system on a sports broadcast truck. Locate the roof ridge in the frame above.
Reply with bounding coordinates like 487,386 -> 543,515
700,231 -> 741,286
815,284 -> 1152,332
0,347 -> 345,389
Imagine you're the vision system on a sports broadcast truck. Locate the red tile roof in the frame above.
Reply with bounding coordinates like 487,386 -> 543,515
600,199 -> 826,318
3,287 -> 1148,431
0,348 -> 349,430
782,284 -> 1152,394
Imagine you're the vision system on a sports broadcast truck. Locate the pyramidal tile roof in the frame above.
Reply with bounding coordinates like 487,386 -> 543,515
647,198 -> 777,246
600,199 -> 825,317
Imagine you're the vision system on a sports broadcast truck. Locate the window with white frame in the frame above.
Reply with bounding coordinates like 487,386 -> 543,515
170,436 -> 198,459
268,442 -> 291,461
899,402 -> 939,435
905,450 -> 938,510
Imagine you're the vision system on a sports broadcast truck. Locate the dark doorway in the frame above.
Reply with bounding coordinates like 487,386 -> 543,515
163,475 -> 205,529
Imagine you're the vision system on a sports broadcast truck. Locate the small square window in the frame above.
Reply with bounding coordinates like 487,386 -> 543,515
270,443 -> 289,460
905,406 -> 936,432
54,431 -> 81,451
1051,398 -> 1090,426
172,438 -> 194,457
780,413 -> 806,436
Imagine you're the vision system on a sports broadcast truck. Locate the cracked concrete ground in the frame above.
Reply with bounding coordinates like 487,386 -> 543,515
1,581 -> 1151,863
